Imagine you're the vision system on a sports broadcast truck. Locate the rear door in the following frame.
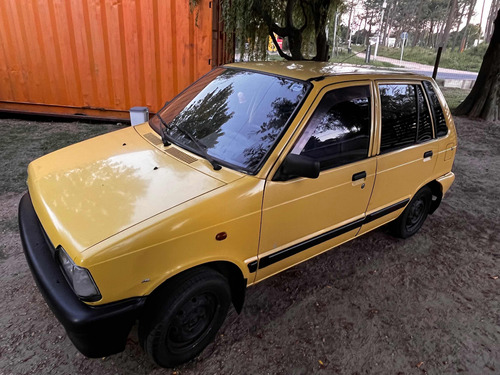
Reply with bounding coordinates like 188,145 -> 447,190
359,81 -> 439,235
256,81 -> 377,281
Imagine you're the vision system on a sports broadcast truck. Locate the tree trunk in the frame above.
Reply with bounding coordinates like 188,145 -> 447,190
440,0 -> 458,50
455,9 -> 500,121
460,0 -> 477,52
485,0 -> 500,41
366,10 -> 373,46
385,0 -> 398,47
346,2 -> 354,45
314,31 -> 329,61
411,1 -> 424,47
451,1 -> 467,51
436,20 -> 446,47
428,19 -> 435,47
255,0 -> 305,60
311,0 -> 330,61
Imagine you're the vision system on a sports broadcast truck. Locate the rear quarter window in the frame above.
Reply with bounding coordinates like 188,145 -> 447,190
422,81 -> 448,137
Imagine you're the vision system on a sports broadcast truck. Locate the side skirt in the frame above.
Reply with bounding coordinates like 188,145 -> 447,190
248,198 -> 409,273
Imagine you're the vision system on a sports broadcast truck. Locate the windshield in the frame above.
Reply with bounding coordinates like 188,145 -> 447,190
149,68 -> 309,174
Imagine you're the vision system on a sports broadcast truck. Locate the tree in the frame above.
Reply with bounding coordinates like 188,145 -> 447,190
455,9 -> 500,121
221,0 -> 342,61
459,0 -> 478,51
485,0 -> 500,42
439,0 -> 458,50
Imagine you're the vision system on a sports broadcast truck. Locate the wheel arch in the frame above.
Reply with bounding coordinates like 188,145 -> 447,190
146,261 -> 247,314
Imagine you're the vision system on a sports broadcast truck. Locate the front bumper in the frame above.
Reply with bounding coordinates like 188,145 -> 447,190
18,192 -> 146,358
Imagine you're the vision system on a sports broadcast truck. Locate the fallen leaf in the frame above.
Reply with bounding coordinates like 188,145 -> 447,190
417,361 -> 424,368
319,360 -> 324,365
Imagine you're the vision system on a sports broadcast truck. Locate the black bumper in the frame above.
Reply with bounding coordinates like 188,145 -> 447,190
18,192 -> 146,358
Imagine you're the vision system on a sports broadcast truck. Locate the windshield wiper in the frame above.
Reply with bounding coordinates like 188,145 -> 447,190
154,112 -> 173,147
155,112 -> 221,170
173,125 -> 222,171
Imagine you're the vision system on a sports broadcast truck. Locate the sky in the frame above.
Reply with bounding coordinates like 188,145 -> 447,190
345,0 -> 496,35
473,0 -> 494,32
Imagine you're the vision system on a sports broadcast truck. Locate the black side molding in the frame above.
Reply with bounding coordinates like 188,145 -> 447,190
258,218 -> 364,270
247,261 -> 258,273
364,199 -> 410,224
250,198 -> 410,272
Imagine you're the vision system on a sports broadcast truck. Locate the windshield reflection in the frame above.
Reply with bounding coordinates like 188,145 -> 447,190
152,68 -> 309,174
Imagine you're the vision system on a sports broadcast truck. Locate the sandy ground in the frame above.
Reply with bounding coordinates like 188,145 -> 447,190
0,116 -> 499,375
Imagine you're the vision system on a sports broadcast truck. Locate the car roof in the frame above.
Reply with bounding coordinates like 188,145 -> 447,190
224,61 -> 427,82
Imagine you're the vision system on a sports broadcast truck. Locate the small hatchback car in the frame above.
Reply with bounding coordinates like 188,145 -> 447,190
19,62 -> 456,367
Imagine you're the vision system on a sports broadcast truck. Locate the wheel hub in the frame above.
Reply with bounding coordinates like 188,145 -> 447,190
167,293 -> 217,352
406,197 -> 426,230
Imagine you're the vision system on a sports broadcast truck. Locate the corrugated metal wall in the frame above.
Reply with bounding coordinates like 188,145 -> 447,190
0,0 -> 214,120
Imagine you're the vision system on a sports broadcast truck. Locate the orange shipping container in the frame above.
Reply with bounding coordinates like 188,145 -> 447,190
0,0 -> 225,120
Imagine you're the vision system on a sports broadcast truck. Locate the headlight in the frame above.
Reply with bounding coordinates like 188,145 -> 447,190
57,246 -> 101,302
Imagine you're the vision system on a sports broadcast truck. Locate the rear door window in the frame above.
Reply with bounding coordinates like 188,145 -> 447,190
379,83 -> 435,154
379,84 -> 418,153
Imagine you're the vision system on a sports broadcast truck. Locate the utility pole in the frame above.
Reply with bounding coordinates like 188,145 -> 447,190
374,1 -> 388,59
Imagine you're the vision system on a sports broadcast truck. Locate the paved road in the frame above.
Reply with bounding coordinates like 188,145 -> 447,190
360,53 -> 478,81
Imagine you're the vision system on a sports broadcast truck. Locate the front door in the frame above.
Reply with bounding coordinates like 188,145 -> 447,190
256,82 -> 377,281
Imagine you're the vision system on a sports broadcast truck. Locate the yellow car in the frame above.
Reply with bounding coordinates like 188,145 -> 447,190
19,62 -> 457,367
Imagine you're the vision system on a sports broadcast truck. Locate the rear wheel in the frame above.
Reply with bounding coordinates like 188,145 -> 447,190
392,186 -> 432,239
139,267 -> 231,368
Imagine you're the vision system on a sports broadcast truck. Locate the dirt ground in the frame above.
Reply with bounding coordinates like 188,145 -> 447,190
0,116 -> 498,375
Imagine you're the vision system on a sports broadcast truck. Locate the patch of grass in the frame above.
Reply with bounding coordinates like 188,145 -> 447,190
440,87 -> 471,111
265,48 -> 397,68
347,55 -> 396,68
0,119 -> 126,194
377,45 -> 487,72
329,52 -> 397,68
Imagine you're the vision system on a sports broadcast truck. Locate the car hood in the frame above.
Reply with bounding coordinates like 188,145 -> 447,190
28,126 -> 238,254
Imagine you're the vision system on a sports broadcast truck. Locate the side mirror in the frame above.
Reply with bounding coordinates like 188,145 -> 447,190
273,154 -> 320,181
129,106 -> 149,126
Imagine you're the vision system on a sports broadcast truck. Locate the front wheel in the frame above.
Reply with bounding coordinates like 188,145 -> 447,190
139,267 -> 231,368
392,186 -> 432,239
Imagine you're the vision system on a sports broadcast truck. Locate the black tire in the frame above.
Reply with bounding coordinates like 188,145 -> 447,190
392,186 -> 432,239
139,267 -> 231,368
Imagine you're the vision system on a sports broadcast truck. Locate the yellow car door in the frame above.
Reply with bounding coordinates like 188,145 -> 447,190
255,81 -> 377,282
359,81 -> 440,235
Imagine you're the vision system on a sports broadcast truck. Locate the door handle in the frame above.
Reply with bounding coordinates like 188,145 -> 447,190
352,171 -> 367,181
423,150 -> 433,158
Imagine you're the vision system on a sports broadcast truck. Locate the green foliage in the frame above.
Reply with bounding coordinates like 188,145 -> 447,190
377,44 -> 488,72
222,0 -> 269,60
221,0 -> 342,61
449,24 -> 482,50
